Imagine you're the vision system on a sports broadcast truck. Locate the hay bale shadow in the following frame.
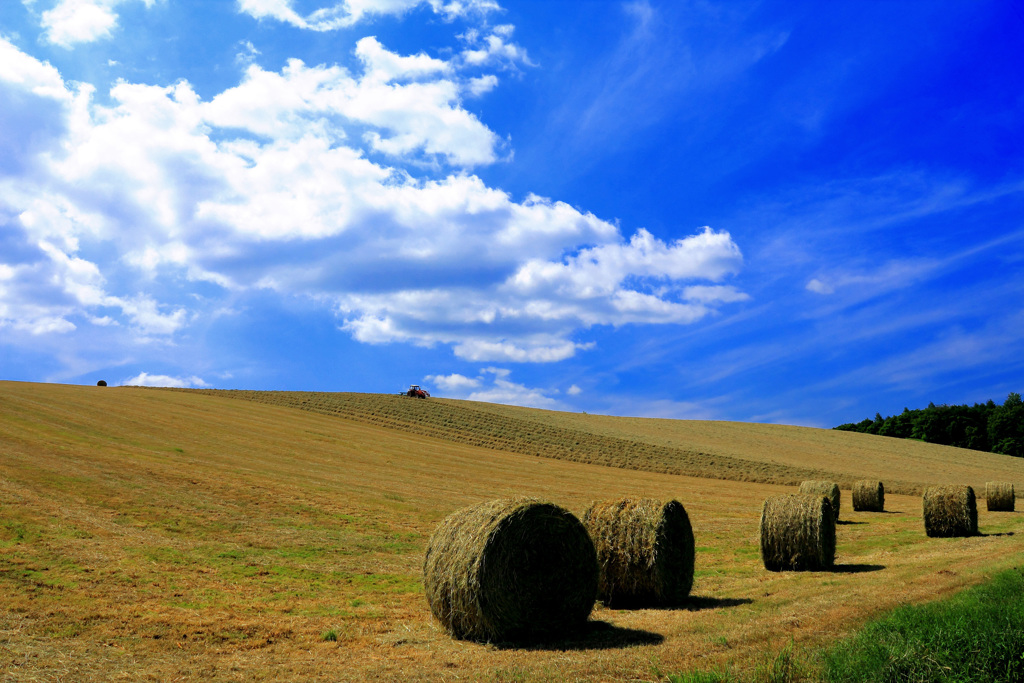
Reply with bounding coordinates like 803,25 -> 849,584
836,520 -> 867,525
979,531 -> 1015,537
491,620 -> 663,651
831,563 -> 885,573
600,595 -> 753,612
683,596 -> 754,611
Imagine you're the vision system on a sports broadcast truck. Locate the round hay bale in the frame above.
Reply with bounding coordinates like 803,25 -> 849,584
423,498 -> 597,643
96,380 -> 107,387
985,482 -> 1015,512
798,480 -> 840,521
852,480 -> 885,512
760,494 -> 836,571
922,485 -> 978,537
581,498 -> 694,608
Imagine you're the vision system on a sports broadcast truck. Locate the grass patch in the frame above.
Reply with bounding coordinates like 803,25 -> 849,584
666,640 -> 810,683
671,570 -> 1024,683
667,673 -> 736,683
821,566 -> 1024,682
0,519 -> 41,545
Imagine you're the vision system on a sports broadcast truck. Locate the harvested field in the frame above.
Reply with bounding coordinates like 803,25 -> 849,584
1,381 -> 1024,682
198,389 -> 1024,496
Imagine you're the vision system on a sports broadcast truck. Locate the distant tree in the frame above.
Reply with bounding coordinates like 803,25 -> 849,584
989,393 -> 1024,458
834,418 -> 874,433
97,380 -> 107,387
834,393 -> 1021,457
911,404 -> 944,443
879,408 -> 914,439
869,412 -> 885,435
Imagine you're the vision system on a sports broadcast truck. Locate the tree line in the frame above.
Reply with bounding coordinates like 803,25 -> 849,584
834,392 -> 1024,457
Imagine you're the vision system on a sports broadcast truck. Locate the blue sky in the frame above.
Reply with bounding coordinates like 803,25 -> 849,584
1,0 -> 1022,427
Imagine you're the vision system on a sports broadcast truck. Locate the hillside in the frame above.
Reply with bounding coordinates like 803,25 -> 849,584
1,381 -> 1023,682
194,388 -> 1024,496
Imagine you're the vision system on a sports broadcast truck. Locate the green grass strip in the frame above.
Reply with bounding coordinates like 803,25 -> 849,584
822,566 -> 1024,683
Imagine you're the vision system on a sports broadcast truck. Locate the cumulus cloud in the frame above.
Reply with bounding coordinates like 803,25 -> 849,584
202,51 -> 501,166
38,0 -> 158,48
465,74 -> 498,97
424,372 -> 480,390
460,24 -> 532,68
122,372 -> 209,387
0,32 -> 746,366
0,235 -> 187,337
426,367 -> 560,408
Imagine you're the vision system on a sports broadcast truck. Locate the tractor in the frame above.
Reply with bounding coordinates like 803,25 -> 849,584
405,385 -> 430,399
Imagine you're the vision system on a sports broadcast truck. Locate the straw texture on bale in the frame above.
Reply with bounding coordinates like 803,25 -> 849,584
760,494 -> 836,571
423,498 -> 597,643
582,498 -> 694,608
852,480 -> 885,512
798,480 -> 841,521
986,482 -> 1015,512
922,486 -> 978,537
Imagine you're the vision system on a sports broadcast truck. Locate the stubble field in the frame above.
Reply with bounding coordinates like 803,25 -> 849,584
1,381 -> 1022,681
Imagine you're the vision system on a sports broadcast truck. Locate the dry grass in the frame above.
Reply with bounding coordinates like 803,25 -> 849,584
759,494 -> 836,571
1,381 -> 1024,682
582,499 -> 694,608
422,498 -> 597,643
986,482 -> 1015,512
201,389 -> 1024,496
852,480 -> 885,512
923,486 -> 979,538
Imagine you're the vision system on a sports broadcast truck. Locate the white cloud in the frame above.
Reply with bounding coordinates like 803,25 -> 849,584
453,339 -> 587,363
567,384 -> 582,395
122,372 -> 209,387
42,0 -> 118,46
465,74 -> 498,97
235,40 -> 261,66
355,36 -> 450,83
237,0 -> 500,31
0,34 -> 747,366
509,227 -> 743,297
426,367 -> 560,408
806,278 -> 833,294
0,236 -> 189,338
0,37 -> 72,98
39,0 -> 157,48
803,259 -> 938,308
236,0 -> 305,26
202,53 -> 500,167
460,25 -> 532,68
424,372 -> 480,390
